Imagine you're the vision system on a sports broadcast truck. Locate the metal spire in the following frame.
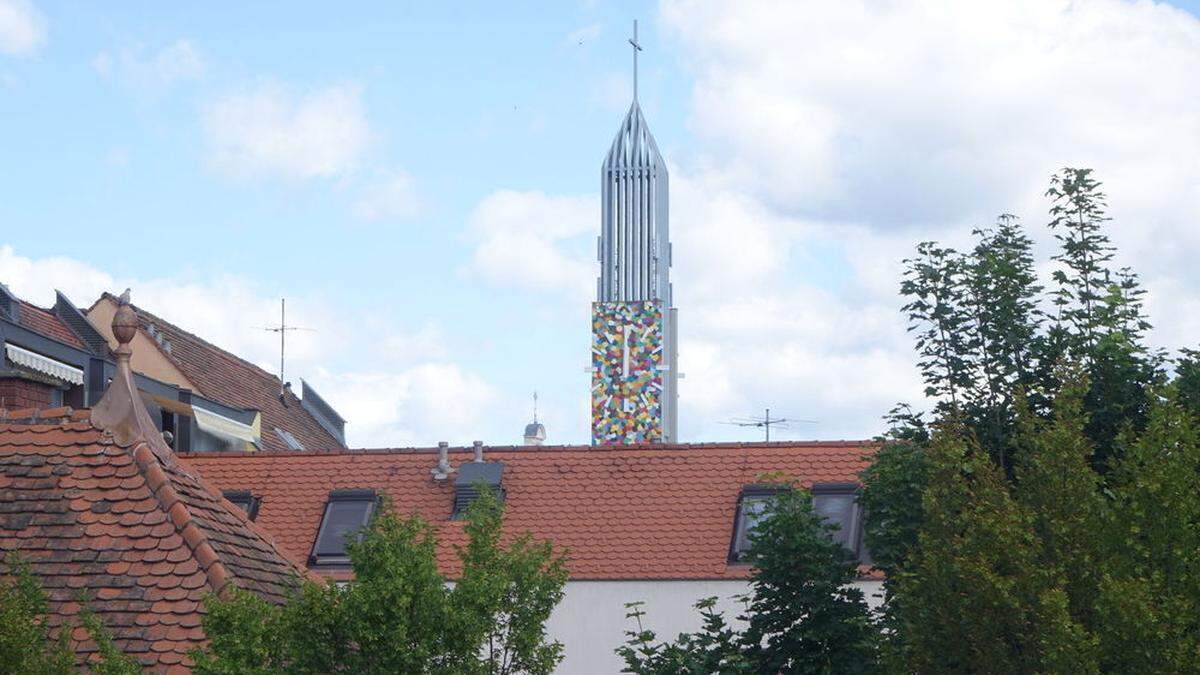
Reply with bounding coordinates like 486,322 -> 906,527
629,20 -> 643,103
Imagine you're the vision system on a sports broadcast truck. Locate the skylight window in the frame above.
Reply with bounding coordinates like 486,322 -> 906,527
730,483 -> 869,563
310,489 -> 376,566
222,490 -> 261,521
729,485 -> 784,562
812,483 -> 867,561
452,462 -> 505,519
274,427 -> 305,451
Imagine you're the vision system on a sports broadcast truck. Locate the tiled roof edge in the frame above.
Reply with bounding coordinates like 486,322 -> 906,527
0,406 -> 93,424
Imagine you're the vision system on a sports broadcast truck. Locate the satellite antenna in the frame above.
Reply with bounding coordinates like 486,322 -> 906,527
720,408 -> 817,442
256,298 -> 314,402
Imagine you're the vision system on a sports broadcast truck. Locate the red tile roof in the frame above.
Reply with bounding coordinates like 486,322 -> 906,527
94,293 -> 344,453
0,406 -> 306,672
15,300 -> 86,349
182,441 -> 875,581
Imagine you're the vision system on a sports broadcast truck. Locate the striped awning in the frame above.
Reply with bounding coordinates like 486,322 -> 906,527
4,343 -> 84,385
193,405 -> 257,444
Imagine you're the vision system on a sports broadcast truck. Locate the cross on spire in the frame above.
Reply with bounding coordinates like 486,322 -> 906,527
629,20 -> 643,102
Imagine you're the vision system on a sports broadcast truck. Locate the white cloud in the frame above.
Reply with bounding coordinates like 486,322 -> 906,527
353,170 -> 421,221
461,190 -> 596,301
314,364 -> 500,448
661,0 -> 1200,231
647,0 -> 1200,439
202,82 -> 374,182
93,39 -> 205,87
0,0 -> 43,57
0,245 -> 501,447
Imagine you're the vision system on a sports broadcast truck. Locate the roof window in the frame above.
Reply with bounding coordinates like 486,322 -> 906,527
310,489 -> 377,566
274,427 -> 305,451
729,485 -> 784,562
452,461 -> 504,519
729,483 -> 869,563
222,490 -> 261,521
812,483 -> 868,562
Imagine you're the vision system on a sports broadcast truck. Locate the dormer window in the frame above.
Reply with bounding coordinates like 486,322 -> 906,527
222,490 -> 261,520
310,489 -> 376,566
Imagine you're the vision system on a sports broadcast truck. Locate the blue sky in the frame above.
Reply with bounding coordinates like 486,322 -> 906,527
3,1 -> 1200,447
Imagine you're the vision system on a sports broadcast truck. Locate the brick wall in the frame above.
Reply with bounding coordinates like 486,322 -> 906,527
0,377 -> 56,410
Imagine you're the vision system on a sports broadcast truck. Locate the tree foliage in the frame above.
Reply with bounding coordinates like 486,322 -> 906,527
862,167 -> 1200,673
618,487 -> 878,674
191,488 -> 568,675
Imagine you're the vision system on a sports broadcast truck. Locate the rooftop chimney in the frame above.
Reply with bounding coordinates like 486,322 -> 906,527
472,440 -> 484,463
431,441 -> 453,481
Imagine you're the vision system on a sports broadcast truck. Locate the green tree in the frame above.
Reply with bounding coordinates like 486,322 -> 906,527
0,557 -> 74,675
1094,389 -> 1200,672
740,487 -> 879,674
192,488 -> 568,674
894,422 -> 1096,674
616,598 -> 747,675
1175,347 -> 1200,415
618,487 -> 878,674
1045,168 -> 1162,465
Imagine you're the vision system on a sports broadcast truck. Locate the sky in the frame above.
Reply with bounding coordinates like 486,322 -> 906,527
2,0 -> 1200,448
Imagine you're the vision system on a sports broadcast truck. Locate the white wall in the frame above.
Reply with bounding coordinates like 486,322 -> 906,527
546,579 -> 885,674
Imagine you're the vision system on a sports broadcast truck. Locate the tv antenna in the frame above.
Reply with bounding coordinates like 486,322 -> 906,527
720,408 -> 816,442
256,298 -> 314,402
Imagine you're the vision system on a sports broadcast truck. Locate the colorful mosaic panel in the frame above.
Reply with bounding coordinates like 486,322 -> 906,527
591,301 -> 665,444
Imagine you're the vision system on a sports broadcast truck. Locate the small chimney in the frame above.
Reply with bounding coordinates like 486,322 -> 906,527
472,440 -> 484,463
431,441 -> 453,481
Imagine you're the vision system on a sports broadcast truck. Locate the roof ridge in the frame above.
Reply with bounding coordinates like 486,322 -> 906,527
179,439 -> 879,458
125,438 -> 236,598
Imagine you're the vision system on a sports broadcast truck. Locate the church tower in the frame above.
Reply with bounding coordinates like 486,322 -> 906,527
591,21 -> 678,444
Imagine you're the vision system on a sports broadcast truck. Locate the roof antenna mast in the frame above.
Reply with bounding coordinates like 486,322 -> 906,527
629,19 -> 642,103
720,408 -> 817,442
258,298 -> 314,403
